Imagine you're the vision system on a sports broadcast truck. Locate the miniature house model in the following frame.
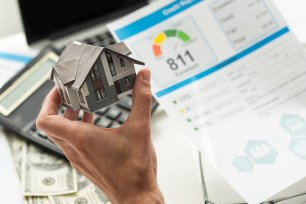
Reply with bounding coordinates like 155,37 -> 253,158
49,41 -> 144,112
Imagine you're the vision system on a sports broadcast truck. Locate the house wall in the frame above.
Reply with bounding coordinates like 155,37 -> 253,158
114,73 -> 136,99
53,71 -> 83,111
84,57 -> 119,112
53,73 -> 64,101
66,87 -> 80,110
101,50 -> 137,99
102,50 -> 136,79
54,73 -> 73,109
77,83 -> 89,111
75,89 -> 88,110
100,52 -> 114,86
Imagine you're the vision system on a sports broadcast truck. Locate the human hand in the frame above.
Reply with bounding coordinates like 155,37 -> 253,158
36,69 -> 164,204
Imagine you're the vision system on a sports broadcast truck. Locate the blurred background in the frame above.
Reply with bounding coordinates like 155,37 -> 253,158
2,0 -> 306,43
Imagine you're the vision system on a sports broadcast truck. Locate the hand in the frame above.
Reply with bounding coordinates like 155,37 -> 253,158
36,69 -> 164,204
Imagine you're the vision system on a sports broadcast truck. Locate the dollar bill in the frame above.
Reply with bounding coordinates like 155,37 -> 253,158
49,174 -> 110,204
28,196 -> 51,204
22,143 -> 78,196
5,130 -> 26,180
4,131 -> 33,203
25,196 -> 32,204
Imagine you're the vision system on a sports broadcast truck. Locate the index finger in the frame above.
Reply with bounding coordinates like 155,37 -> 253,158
36,87 -> 94,146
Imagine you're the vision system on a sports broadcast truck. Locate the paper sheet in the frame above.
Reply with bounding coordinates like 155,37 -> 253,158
0,33 -> 38,89
108,0 -> 306,203
0,129 -> 24,204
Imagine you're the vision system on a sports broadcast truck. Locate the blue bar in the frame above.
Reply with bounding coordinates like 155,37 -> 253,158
156,27 -> 290,97
115,0 -> 203,40
0,52 -> 32,63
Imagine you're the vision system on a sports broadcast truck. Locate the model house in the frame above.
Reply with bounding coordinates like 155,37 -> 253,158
49,41 -> 144,112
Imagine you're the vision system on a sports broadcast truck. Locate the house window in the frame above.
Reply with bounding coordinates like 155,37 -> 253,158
109,63 -> 116,76
125,77 -> 130,85
106,52 -> 112,61
78,90 -> 85,104
101,89 -> 106,98
96,90 -> 102,100
105,52 -> 116,76
90,70 -> 96,80
119,57 -> 125,67
95,88 -> 107,101
94,65 -> 101,79
90,66 -> 101,80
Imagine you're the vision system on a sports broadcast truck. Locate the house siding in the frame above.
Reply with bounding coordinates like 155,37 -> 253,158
113,53 -> 134,75
102,50 -> 136,100
54,72 -> 81,111
77,88 -> 89,109
100,53 -> 114,86
84,57 -> 118,112
103,51 -> 135,77
80,105 -> 90,112
114,73 -> 136,97
66,87 -> 80,110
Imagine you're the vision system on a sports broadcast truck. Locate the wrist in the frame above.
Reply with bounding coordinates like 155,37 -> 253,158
117,188 -> 164,204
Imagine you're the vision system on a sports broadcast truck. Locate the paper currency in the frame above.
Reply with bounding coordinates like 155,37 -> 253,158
28,196 -> 51,204
5,131 -> 110,203
24,196 -> 32,204
49,174 -> 110,204
5,130 -> 26,179
22,143 -> 78,196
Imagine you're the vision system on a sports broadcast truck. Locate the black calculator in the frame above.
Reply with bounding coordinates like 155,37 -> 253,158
0,46 -> 158,156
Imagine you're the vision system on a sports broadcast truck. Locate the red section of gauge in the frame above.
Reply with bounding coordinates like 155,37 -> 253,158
153,44 -> 162,57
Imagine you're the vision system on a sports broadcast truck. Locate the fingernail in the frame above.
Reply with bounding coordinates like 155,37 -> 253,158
142,69 -> 151,82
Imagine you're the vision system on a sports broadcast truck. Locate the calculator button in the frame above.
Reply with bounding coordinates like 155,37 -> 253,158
106,108 -> 121,120
117,97 -> 132,110
95,118 -> 113,128
118,113 -> 129,124
96,107 -> 110,115
110,122 -> 121,128
37,131 -> 48,139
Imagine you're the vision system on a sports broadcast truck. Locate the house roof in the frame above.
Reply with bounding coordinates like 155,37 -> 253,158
50,41 -> 144,90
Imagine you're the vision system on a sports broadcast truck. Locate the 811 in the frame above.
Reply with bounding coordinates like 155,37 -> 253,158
166,50 -> 194,70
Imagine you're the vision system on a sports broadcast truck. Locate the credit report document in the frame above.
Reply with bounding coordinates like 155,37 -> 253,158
108,0 -> 306,203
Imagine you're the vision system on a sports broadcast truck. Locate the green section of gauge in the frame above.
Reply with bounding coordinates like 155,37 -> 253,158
164,29 -> 191,42
178,31 -> 190,42
164,29 -> 177,37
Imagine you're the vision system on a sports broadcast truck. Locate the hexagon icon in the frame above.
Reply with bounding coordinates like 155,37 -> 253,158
280,114 -> 306,136
244,140 -> 278,164
233,156 -> 254,172
289,138 -> 306,160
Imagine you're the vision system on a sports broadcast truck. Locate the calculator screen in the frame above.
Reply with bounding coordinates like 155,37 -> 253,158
0,52 -> 58,116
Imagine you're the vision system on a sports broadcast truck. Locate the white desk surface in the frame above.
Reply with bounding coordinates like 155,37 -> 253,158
2,0 -> 306,203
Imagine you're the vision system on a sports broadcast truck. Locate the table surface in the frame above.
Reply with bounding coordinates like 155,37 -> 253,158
2,0 -> 306,203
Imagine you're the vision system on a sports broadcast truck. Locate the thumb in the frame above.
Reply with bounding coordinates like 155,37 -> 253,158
128,69 -> 152,122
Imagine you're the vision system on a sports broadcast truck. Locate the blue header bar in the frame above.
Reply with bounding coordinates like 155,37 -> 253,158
156,27 -> 290,97
115,0 -> 203,40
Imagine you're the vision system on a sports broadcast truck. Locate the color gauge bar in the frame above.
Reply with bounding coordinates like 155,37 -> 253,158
152,29 -> 191,57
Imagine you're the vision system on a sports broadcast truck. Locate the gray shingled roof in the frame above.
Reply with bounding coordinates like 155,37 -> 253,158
50,41 -> 144,90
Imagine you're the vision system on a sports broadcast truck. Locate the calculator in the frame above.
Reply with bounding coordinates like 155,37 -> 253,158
0,46 -> 159,156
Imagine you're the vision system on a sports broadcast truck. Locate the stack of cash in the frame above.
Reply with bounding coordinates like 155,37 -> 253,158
4,130 -> 110,204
